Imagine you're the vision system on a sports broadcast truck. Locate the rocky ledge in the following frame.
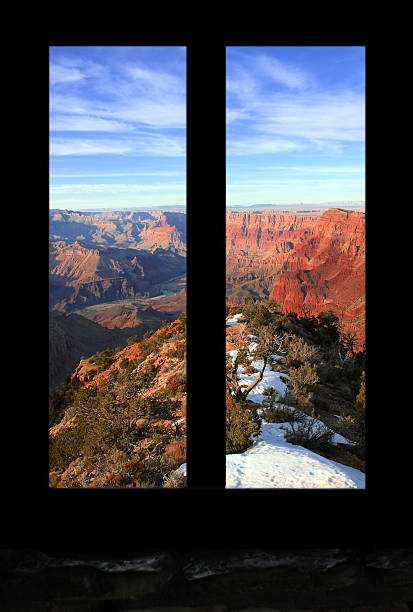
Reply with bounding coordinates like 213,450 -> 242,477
1,549 -> 412,611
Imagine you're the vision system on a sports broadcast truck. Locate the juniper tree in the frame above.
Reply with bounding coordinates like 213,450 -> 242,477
226,323 -> 287,403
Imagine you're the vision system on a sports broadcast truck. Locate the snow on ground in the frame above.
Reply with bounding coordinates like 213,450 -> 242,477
223,315 -> 365,489
226,422 -> 364,489
174,318 -> 365,488
226,313 -> 244,326
237,357 -> 289,405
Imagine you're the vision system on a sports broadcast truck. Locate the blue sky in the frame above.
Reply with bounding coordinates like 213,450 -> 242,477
226,46 -> 365,206
50,46 -> 186,210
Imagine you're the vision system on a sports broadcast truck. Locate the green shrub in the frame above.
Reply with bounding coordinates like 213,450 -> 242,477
252,304 -> 272,328
355,371 -> 365,418
127,335 -> 140,346
226,393 -> 261,454
242,296 -> 258,322
89,348 -> 116,371
171,342 -> 186,360
49,419 -> 88,471
236,346 -> 250,367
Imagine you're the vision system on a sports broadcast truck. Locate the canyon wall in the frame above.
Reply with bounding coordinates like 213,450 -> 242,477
226,208 -> 365,348
50,241 -> 186,312
50,209 -> 186,254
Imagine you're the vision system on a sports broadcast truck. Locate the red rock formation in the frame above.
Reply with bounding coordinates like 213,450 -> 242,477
226,208 -> 365,349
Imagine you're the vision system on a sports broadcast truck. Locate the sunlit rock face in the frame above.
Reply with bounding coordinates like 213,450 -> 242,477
1,549 -> 412,610
226,208 -> 365,350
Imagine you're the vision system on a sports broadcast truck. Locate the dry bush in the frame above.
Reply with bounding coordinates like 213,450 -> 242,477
288,362 -> 320,404
262,404 -> 304,424
285,335 -> 320,365
163,437 -> 186,470
163,471 -> 186,488
284,416 -> 335,453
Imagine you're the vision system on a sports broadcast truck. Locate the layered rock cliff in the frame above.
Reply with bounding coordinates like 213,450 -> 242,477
50,241 -> 186,312
49,209 -> 186,254
226,208 -> 365,348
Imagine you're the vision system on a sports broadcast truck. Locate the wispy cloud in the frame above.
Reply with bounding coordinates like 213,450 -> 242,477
50,139 -> 133,156
227,49 -> 365,153
227,137 -> 305,156
50,64 -> 86,85
226,47 -> 365,203
51,171 -> 184,178
50,131 -> 185,157
50,48 -> 186,157
50,183 -> 185,194
50,114 -> 134,132
252,53 -> 313,89
260,166 -> 365,173
253,92 -> 364,143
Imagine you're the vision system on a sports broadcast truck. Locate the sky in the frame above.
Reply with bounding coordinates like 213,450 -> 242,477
226,46 -> 365,206
50,46 -> 186,210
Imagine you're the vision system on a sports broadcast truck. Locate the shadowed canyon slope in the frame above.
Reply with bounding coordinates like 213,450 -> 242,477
79,303 -> 179,333
226,208 -> 365,347
49,311 -> 126,393
49,209 -> 186,313
50,298 -> 179,393
50,241 -> 186,312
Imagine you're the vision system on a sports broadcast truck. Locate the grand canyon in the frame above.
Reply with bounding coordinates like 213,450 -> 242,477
49,208 -> 187,488
225,205 -> 366,488
49,209 -> 187,390
226,206 -> 365,349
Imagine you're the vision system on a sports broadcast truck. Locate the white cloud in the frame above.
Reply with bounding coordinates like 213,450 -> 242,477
227,50 -> 365,155
50,139 -> 133,156
50,53 -> 186,142
50,64 -> 86,85
51,89 -> 185,130
227,137 -> 306,156
50,114 -> 134,132
254,54 -> 312,89
122,64 -> 185,95
110,100 -> 185,128
254,92 -> 365,143
51,171 -> 184,178
50,183 -> 185,194
50,132 -> 185,157
261,166 -> 365,173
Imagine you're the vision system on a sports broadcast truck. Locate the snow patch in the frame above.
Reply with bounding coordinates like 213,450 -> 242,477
225,315 -> 365,488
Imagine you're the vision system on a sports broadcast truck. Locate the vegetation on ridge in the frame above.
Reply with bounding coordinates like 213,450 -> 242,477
226,298 -> 366,469
49,318 -> 186,488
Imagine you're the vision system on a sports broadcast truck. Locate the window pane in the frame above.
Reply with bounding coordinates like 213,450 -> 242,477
49,45 -> 187,488
226,46 -> 365,489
